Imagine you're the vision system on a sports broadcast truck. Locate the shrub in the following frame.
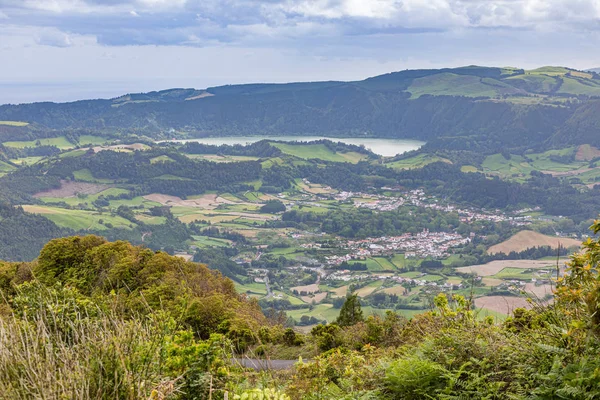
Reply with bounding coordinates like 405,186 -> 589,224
385,356 -> 448,399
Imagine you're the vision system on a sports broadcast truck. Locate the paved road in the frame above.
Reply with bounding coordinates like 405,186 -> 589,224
232,358 -> 300,371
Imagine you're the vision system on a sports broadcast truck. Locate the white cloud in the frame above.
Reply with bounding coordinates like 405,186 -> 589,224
1,0 -> 600,104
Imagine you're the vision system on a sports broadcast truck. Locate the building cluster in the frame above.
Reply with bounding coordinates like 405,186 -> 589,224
324,230 -> 470,266
335,189 -> 532,226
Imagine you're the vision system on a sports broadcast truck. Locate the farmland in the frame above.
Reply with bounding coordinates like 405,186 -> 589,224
0,137 -> 591,324
488,230 -> 581,254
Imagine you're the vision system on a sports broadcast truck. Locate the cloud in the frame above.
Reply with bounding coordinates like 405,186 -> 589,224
1,0 -> 600,104
2,0 -> 600,45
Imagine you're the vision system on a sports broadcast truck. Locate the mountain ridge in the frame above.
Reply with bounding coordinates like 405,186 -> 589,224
2,65 -> 600,151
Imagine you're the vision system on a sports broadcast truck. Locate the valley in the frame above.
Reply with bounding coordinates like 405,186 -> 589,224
0,131 -> 592,326
2,64 -> 600,398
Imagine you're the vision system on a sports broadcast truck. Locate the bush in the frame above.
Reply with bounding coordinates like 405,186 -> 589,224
385,356 -> 448,399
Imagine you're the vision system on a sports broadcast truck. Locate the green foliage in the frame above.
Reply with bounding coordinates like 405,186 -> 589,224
385,356 -> 448,399
32,235 -> 266,341
0,283 -> 233,400
336,294 -> 364,327
260,200 -> 286,214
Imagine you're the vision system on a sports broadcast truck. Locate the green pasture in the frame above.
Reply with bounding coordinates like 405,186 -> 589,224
0,121 -> 28,126
493,268 -> 534,280
407,73 -> 515,98
22,205 -> 134,231
10,156 -> 45,165
151,155 -> 175,164
3,136 -> 74,149
270,142 -> 367,163
73,169 -> 118,184
387,154 -> 450,170
191,235 -> 232,248
0,160 -> 16,173
78,135 -> 109,146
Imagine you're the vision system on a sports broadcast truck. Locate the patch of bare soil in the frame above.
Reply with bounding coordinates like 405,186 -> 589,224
143,193 -> 238,209
475,296 -> 532,314
302,292 -> 327,304
291,284 -> 320,294
456,259 -> 565,277
33,180 -> 108,198
488,230 -> 580,254
92,143 -> 148,153
575,144 -> 600,161
524,283 -> 554,299
542,168 -> 593,177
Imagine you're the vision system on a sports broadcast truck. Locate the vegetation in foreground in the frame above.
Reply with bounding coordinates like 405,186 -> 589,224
1,222 -> 600,399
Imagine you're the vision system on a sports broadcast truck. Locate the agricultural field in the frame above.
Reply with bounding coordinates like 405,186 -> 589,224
72,169 -> 118,183
407,73 -> 520,98
488,230 -> 581,254
3,136 -> 74,149
456,259 -> 564,277
270,142 -> 368,163
478,148 -> 600,183
21,205 -> 134,231
0,120 -> 29,126
10,156 -> 45,165
185,154 -> 261,163
387,153 -> 451,170
0,137 -> 589,328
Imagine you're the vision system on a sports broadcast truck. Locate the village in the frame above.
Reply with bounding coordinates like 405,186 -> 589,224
337,188 -> 533,226
319,230 -> 472,266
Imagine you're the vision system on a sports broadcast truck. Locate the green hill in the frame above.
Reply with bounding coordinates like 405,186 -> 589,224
2,66 -> 600,151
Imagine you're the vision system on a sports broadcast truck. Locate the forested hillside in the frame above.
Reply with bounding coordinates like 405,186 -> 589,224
2,66 -> 600,151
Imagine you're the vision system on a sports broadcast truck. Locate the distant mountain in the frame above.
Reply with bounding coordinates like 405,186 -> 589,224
2,66 -> 600,152
587,68 -> 600,73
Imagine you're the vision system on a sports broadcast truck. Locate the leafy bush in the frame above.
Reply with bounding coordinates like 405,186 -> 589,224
385,356 -> 448,399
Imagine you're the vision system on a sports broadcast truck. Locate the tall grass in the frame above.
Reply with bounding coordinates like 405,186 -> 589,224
0,284 -> 180,400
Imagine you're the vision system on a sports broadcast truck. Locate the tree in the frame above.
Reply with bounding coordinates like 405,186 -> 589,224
260,200 -> 286,214
336,293 -> 364,327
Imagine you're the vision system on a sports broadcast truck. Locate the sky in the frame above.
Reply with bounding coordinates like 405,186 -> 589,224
1,0 -> 600,104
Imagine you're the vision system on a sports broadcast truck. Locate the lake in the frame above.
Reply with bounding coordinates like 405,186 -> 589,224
165,136 -> 424,157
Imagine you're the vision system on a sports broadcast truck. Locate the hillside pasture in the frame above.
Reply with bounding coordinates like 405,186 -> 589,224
387,154 -> 451,170
73,169 -> 118,184
21,205 -> 133,231
270,142 -> 367,163
355,280 -> 383,297
407,73 -> 520,98
10,156 -> 44,166
0,121 -> 29,126
488,230 -> 580,254
3,136 -> 74,149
